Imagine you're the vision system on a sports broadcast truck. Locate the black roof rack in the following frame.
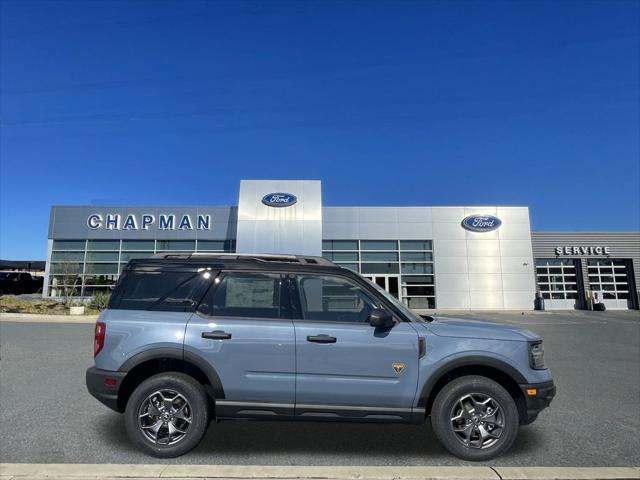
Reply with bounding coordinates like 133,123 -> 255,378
149,252 -> 336,266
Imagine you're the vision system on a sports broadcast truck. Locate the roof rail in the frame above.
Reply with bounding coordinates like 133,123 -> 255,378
151,252 -> 335,266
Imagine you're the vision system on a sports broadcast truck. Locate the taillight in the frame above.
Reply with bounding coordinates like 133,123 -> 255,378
94,322 -> 106,357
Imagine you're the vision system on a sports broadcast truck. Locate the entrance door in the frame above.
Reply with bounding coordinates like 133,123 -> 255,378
363,275 -> 400,299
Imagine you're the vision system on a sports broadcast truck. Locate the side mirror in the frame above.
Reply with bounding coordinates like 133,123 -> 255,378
369,308 -> 395,328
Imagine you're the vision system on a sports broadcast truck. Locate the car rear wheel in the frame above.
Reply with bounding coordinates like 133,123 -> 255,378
125,372 -> 209,458
431,375 -> 519,461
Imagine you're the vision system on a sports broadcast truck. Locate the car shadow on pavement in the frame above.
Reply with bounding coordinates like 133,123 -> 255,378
98,412 -> 545,463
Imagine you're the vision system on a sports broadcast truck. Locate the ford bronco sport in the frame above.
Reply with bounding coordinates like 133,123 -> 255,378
86,253 -> 555,460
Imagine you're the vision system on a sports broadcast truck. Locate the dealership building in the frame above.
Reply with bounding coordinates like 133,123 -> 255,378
44,180 -> 640,311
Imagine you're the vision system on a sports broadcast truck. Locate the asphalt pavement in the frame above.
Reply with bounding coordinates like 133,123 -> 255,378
0,310 -> 638,466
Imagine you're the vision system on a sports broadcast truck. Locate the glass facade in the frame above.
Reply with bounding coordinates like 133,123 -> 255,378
48,239 -> 235,297
322,239 -> 436,309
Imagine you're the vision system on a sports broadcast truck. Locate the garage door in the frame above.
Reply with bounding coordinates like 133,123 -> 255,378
587,259 -> 632,310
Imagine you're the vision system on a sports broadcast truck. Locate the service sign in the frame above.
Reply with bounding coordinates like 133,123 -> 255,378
261,193 -> 298,207
461,214 -> 502,232
555,246 -> 611,256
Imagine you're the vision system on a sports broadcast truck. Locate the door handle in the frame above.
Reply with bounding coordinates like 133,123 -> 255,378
202,331 -> 232,340
307,335 -> 336,344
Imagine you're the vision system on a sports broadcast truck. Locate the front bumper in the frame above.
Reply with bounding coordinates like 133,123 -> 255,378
519,380 -> 556,424
86,366 -> 127,413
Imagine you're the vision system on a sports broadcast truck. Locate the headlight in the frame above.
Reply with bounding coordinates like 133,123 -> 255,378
529,341 -> 546,370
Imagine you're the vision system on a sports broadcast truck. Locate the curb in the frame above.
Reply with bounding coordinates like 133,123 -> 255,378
0,464 -> 638,480
0,313 -> 98,323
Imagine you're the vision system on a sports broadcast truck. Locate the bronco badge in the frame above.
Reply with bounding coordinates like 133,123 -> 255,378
392,363 -> 405,374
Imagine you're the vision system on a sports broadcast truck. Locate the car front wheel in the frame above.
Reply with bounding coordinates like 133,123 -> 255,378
431,375 -> 519,461
125,372 -> 209,458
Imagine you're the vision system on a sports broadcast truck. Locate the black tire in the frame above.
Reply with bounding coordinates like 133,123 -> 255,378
125,372 -> 209,458
431,375 -> 519,461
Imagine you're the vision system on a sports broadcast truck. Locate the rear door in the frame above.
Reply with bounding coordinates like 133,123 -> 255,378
290,273 -> 420,421
184,271 -> 296,418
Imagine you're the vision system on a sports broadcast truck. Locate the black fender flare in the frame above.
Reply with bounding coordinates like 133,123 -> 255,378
417,355 -> 527,408
119,347 -> 225,399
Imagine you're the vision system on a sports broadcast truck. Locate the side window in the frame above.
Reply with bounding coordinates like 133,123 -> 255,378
296,275 -> 378,323
110,270 -> 212,312
199,272 -> 281,319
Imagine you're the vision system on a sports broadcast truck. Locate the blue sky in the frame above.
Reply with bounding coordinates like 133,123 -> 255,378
1,0 -> 638,260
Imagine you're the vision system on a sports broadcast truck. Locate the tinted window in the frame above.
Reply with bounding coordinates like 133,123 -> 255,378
360,240 -> 397,251
156,240 -> 196,251
52,240 -> 86,251
110,270 -> 212,311
122,240 -> 155,250
296,275 -> 378,323
87,240 -> 120,250
199,272 -> 281,319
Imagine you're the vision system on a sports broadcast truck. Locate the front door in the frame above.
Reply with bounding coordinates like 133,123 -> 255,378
290,273 -> 420,421
363,275 -> 400,299
184,271 -> 296,417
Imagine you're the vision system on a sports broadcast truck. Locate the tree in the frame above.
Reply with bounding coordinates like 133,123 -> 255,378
53,259 -> 82,308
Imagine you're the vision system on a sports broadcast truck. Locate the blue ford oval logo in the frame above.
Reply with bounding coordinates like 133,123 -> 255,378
261,192 -> 298,207
461,214 -> 502,232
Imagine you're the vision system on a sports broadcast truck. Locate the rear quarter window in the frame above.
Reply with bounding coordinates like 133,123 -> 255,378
109,270 -> 212,312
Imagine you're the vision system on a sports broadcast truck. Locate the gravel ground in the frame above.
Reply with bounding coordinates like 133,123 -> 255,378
0,310 -> 638,466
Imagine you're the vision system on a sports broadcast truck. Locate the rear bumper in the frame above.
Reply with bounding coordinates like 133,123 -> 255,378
519,380 -> 556,425
86,366 -> 127,413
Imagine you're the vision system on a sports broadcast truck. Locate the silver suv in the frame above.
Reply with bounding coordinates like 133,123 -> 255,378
86,253 -> 555,460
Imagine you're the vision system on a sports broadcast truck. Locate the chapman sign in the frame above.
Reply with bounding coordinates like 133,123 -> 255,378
87,214 -> 211,230
555,246 -> 611,256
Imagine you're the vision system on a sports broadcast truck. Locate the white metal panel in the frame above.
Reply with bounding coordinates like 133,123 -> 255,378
499,240 -> 534,257
322,207 -> 359,223
433,222 -> 467,239
436,273 -> 470,292
322,222 -> 360,239
496,207 -> 530,223
358,207 -> 398,223
468,273 -> 503,292
470,291 -> 504,309
501,256 -> 535,274
467,257 -> 502,274
435,257 -> 469,274
503,291 -> 536,309
434,239 -> 468,257
602,299 -> 629,310
464,207 -> 498,216
498,222 -> 532,240
397,222 -> 433,237
436,291 -> 471,309
545,299 -> 579,310
357,222 -> 400,239
432,207 -> 466,223
466,229 -> 500,240
501,273 -> 536,291
397,207 -> 433,223
236,180 -> 322,256
466,240 -> 501,257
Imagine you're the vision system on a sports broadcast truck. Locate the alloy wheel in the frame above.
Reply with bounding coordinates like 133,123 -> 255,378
138,389 -> 192,446
450,393 -> 504,449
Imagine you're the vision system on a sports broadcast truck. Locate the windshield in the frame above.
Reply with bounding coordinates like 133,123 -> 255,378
0,272 -> 15,280
362,276 -> 429,323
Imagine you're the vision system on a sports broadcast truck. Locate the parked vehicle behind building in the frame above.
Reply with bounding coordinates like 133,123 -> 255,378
86,254 -> 555,460
0,272 -> 43,295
